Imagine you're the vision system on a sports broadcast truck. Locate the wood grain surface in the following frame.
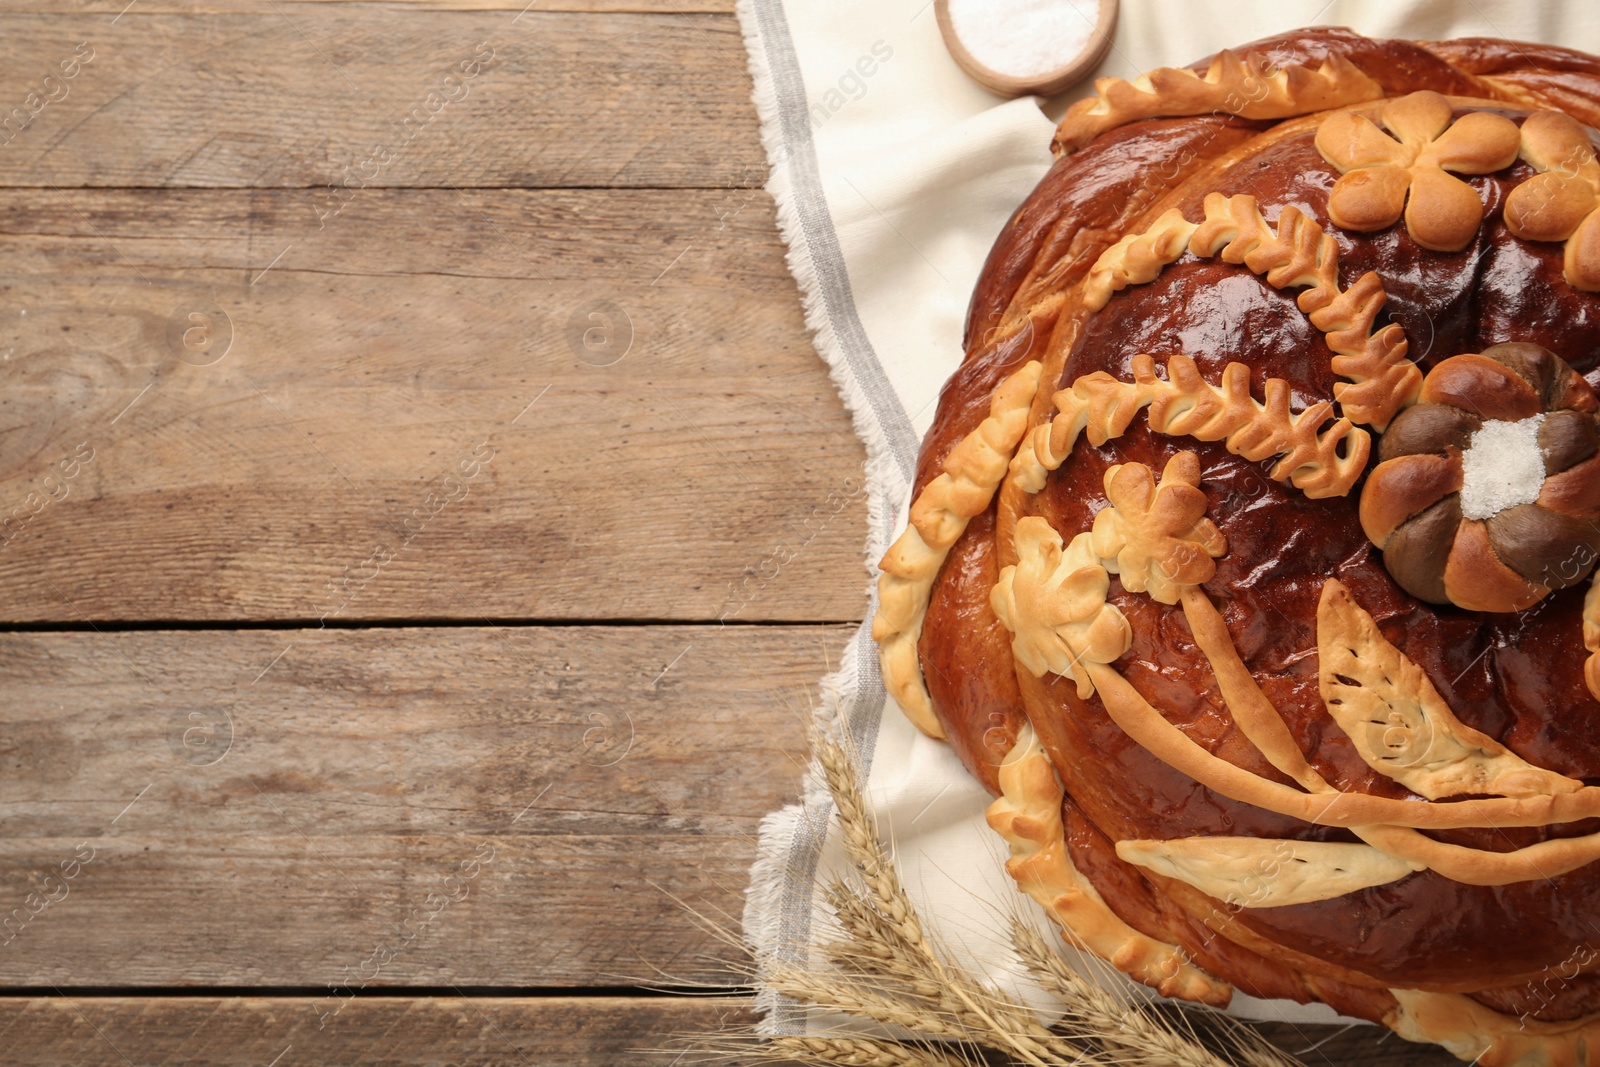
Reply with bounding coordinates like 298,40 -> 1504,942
0,10 -> 762,187
0,996 -> 759,1067
0,624 -> 834,986
0,996 -> 1463,1067
0,187 -> 868,623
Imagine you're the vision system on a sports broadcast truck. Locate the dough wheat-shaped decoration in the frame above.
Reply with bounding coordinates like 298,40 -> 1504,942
1045,352 -> 1371,497
869,27 -> 1600,1067
1076,193 -> 1420,432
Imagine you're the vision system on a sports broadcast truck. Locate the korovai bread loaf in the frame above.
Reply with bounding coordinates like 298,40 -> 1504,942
871,27 -> 1600,1065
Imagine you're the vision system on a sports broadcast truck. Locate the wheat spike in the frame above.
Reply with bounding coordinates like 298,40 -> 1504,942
721,721 -> 1314,1067
765,1036 -> 971,1067
810,734 -> 1094,1067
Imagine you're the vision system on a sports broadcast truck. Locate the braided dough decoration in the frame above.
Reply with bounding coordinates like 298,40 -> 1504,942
872,360 -> 1042,738
1053,48 -> 1382,154
985,725 -> 1230,1006
1083,193 -> 1422,432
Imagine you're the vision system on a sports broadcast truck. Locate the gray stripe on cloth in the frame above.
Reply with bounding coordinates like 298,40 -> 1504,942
768,490 -> 895,1034
749,0 -> 922,484
743,0 -> 925,1035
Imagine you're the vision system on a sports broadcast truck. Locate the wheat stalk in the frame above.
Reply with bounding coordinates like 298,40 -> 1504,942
809,734 -> 1097,1067
812,734 -> 927,950
702,722 -> 1311,1067
765,1036 -> 971,1067
770,951 -> 1092,1066
688,1032 -> 980,1067
1009,916 -> 1309,1067
765,963 -> 973,1044
820,882 -> 952,1001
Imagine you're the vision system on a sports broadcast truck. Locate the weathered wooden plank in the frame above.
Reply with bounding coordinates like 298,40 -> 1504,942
0,995 -> 1463,1066
0,188 -> 868,623
0,624 -> 840,985
0,10 -> 763,188
0,996 -> 759,1067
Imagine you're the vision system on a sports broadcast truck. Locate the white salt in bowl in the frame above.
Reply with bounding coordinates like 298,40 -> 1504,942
936,0 -> 1119,98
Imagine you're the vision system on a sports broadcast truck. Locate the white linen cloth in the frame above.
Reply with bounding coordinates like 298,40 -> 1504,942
737,0 -> 1600,1035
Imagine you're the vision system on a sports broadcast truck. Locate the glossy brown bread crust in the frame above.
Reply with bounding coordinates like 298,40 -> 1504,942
918,116 -> 1265,793
910,28 -> 1600,1024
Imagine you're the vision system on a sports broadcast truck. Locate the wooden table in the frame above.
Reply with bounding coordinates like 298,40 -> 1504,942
0,3 -> 1455,1063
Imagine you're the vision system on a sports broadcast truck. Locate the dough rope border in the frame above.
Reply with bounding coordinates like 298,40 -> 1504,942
1052,48 -> 1383,154
872,360 -> 1042,738
986,724 -> 1231,1005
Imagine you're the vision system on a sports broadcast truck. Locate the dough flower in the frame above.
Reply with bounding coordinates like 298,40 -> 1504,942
1090,452 -> 1227,605
1504,109 -> 1600,291
1315,90 -> 1519,251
